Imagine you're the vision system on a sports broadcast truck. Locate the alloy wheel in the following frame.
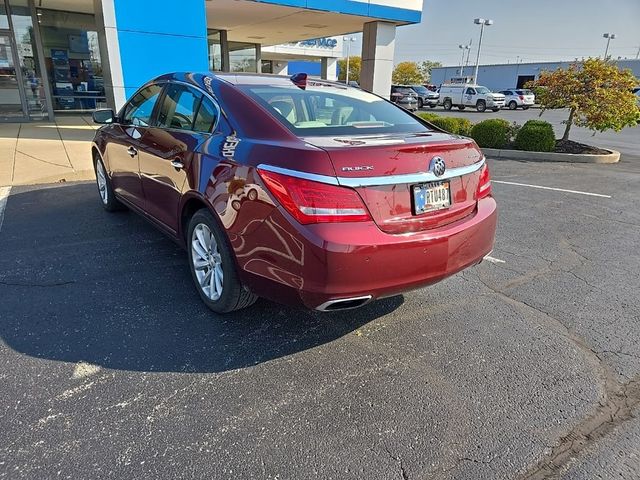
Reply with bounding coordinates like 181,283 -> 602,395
191,223 -> 224,301
96,160 -> 108,204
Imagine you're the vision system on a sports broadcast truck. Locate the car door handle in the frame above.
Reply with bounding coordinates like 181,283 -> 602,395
127,146 -> 138,157
171,159 -> 184,170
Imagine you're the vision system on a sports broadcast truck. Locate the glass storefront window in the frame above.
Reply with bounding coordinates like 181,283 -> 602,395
37,8 -> 105,113
10,0 -> 47,119
207,29 -> 222,72
229,41 -> 257,72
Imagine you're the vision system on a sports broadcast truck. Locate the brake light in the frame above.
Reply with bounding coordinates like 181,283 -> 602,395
477,162 -> 492,199
519,95 -> 525,100
257,169 -> 372,224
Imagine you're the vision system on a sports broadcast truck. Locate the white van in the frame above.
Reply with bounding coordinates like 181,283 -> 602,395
438,84 -> 505,112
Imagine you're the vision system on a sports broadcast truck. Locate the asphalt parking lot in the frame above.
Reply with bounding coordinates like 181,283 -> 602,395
1,156 -> 640,479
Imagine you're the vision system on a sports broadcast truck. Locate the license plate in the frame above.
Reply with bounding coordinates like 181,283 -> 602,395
413,181 -> 451,215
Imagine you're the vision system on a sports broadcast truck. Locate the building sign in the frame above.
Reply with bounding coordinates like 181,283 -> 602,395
297,38 -> 338,49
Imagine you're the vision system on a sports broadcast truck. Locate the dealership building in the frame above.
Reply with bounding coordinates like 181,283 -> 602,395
0,0 -> 422,122
430,59 -> 640,91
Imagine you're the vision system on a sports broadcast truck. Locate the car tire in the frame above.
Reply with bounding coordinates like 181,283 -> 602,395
187,208 -> 258,313
443,99 -> 452,110
93,153 -> 124,212
418,98 -> 423,109
476,100 -> 486,112
509,101 -> 518,110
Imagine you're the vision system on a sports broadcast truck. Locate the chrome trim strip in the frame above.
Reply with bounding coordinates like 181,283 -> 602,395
256,164 -> 340,186
337,157 -> 485,188
257,156 -> 485,188
316,295 -> 373,312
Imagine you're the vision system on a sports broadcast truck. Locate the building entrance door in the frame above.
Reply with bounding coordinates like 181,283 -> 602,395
0,29 -> 28,121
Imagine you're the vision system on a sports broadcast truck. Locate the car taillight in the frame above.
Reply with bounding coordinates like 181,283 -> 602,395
257,169 -> 372,224
519,95 -> 525,100
477,162 -> 492,199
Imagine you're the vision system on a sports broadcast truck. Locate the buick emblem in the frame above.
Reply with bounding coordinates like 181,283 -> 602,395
430,156 -> 446,177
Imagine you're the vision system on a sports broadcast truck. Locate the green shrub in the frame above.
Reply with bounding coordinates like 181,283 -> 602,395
515,120 -> 556,152
419,113 -> 473,136
417,112 -> 440,123
469,118 -> 511,148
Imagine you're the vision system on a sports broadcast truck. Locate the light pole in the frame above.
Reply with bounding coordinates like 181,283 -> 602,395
473,18 -> 493,83
343,36 -> 357,84
603,33 -> 616,59
458,44 -> 470,77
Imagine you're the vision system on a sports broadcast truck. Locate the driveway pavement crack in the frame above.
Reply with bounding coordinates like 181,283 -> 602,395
472,272 -> 640,479
0,280 -> 76,287
383,446 -> 409,480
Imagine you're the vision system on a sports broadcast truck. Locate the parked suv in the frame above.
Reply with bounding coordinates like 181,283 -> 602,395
500,89 -> 535,110
390,85 -> 419,111
438,84 -> 505,112
410,84 -> 439,109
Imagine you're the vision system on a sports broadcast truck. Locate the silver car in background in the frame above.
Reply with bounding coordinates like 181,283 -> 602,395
500,89 -> 535,110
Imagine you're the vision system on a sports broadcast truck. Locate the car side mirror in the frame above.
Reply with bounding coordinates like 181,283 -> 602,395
92,109 -> 116,124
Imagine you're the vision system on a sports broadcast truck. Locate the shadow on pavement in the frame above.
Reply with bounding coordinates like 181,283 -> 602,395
0,183 -> 403,374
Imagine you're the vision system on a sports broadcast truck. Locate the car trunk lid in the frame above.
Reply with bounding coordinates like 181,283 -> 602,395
303,132 -> 485,234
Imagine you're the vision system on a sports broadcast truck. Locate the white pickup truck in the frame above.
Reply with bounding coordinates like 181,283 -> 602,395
438,84 -> 505,112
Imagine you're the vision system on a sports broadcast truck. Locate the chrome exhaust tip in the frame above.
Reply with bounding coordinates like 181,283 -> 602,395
316,295 -> 373,312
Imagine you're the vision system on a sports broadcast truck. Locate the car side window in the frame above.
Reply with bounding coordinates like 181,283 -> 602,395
465,87 -> 476,95
157,83 -> 200,130
122,84 -> 162,127
193,96 -> 219,133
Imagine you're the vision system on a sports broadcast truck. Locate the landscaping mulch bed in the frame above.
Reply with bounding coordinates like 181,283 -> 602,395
554,140 -> 610,155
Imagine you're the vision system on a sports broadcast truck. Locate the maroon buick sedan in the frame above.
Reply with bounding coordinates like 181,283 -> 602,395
91,72 -> 496,313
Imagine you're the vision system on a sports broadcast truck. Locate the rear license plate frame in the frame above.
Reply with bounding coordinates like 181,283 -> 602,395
412,181 -> 452,215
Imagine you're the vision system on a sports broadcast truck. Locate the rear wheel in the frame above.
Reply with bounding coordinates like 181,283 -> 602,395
93,154 -> 123,212
187,209 -> 257,313
476,100 -> 486,112
508,101 -> 517,110
443,99 -> 452,110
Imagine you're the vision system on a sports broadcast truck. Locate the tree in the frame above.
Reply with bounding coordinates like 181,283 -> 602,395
529,58 -> 640,141
392,61 -> 424,85
337,56 -> 361,83
418,60 -> 442,83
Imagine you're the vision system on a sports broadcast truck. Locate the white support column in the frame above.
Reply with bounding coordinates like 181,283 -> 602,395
94,0 -> 126,110
321,57 -> 338,81
360,21 -> 396,97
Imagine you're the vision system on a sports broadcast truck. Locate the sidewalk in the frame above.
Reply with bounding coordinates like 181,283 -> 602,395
0,115 -> 97,187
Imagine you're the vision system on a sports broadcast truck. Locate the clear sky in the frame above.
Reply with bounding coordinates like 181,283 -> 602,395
349,0 -> 640,66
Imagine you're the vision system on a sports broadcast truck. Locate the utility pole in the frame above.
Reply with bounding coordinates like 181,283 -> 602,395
603,33 -> 616,59
473,18 -> 494,83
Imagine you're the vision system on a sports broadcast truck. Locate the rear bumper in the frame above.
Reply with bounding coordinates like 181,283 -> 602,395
235,197 -> 497,310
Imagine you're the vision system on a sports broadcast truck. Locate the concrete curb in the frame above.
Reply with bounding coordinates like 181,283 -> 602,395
9,169 -> 96,187
482,148 -> 620,164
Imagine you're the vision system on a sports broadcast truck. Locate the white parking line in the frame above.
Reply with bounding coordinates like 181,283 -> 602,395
492,180 -> 611,199
0,186 -> 11,233
484,255 -> 506,264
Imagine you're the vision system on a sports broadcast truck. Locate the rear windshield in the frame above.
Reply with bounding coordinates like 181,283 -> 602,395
240,84 -> 430,137
516,89 -> 532,95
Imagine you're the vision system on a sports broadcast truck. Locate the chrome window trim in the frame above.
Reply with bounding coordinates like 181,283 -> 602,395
257,156 -> 485,188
